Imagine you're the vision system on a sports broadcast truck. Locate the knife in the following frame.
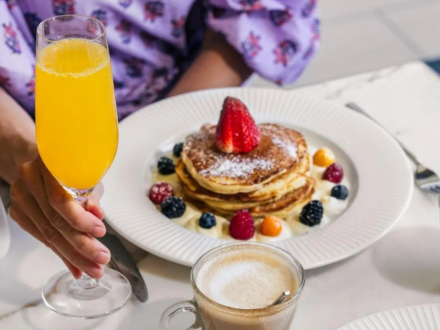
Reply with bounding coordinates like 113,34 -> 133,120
97,221 -> 148,302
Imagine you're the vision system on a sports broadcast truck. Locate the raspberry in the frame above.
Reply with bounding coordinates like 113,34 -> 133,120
149,182 -> 174,204
299,200 -> 323,226
322,163 -> 344,183
173,143 -> 184,158
158,156 -> 175,175
229,210 -> 255,240
160,196 -> 186,218
199,213 -> 217,229
331,185 -> 349,200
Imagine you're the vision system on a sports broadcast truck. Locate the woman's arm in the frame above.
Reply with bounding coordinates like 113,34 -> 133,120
173,0 -> 320,90
167,29 -> 253,97
0,88 -> 38,184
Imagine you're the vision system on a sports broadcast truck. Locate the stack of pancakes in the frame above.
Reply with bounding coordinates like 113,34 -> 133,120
176,124 -> 316,218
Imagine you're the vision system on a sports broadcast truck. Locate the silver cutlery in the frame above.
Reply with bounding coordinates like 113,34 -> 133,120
346,102 -> 440,193
270,290 -> 291,306
97,220 -> 148,302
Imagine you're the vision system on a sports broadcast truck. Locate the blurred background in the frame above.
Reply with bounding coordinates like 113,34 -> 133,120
249,0 -> 440,88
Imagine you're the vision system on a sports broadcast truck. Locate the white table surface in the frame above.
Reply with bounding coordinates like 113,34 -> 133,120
1,61 -> 440,330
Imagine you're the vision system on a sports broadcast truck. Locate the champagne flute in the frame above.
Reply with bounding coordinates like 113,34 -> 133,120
35,15 -> 131,318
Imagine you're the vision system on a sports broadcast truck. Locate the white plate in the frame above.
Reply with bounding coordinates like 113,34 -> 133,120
102,88 -> 413,269
0,197 -> 11,259
337,304 -> 440,330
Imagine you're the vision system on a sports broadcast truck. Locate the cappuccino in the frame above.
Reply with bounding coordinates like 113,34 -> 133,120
196,249 -> 297,309
193,244 -> 303,330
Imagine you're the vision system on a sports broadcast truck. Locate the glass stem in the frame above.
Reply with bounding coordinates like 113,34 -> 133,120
69,187 -> 94,207
75,194 -> 89,208
75,273 -> 100,290
70,187 -> 97,288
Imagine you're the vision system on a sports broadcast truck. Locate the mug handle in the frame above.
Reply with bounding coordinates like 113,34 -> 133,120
160,300 -> 202,330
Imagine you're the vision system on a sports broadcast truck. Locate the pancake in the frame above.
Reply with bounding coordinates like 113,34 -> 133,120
197,177 -> 316,218
189,178 -> 307,211
175,155 -> 310,203
181,173 -> 307,209
182,124 -> 308,195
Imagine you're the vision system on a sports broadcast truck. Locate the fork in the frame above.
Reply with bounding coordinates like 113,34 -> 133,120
346,102 -> 440,194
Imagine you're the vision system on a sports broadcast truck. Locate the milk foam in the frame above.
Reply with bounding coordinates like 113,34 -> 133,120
196,249 -> 296,309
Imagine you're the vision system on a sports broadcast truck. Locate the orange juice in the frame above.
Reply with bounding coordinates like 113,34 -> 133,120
36,38 -> 118,190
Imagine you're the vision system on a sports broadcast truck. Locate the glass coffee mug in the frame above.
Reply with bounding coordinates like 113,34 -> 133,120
160,242 -> 305,330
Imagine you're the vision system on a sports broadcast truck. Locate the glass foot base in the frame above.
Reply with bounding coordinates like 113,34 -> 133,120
42,269 -> 131,319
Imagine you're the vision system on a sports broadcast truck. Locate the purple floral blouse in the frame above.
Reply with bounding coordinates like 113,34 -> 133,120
0,0 -> 319,120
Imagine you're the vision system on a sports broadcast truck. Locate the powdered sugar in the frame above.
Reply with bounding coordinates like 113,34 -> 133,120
272,136 -> 298,158
199,157 -> 274,178
186,124 -> 299,181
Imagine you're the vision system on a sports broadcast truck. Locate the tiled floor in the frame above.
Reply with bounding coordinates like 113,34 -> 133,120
247,0 -> 440,88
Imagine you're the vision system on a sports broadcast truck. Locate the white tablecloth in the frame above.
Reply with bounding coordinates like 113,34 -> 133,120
1,61 -> 440,330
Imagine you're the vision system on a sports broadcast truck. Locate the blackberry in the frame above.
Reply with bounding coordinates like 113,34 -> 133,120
173,142 -> 184,158
331,185 -> 349,200
157,156 -> 175,175
299,200 -> 323,226
199,212 -> 217,229
160,196 -> 186,218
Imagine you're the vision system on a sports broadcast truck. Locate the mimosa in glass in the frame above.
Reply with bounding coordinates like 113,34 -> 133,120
36,38 -> 118,194
36,15 -> 131,318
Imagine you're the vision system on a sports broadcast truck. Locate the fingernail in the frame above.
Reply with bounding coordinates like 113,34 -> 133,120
95,250 -> 111,264
88,264 -> 103,279
92,226 -> 105,237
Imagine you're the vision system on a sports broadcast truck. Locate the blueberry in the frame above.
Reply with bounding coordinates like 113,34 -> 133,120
331,185 -> 349,200
160,196 -> 186,218
199,212 -> 217,229
173,142 -> 184,158
158,156 -> 175,175
299,200 -> 323,226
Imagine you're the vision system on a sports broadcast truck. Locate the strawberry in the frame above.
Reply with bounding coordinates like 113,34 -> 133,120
215,97 -> 261,153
